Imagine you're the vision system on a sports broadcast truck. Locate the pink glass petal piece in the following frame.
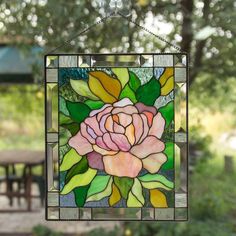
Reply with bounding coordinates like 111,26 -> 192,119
113,122 -> 125,134
96,136 -> 110,150
103,152 -> 142,178
80,123 -> 95,144
135,102 -> 157,116
113,98 -> 133,107
130,136 -> 165,159
117,113 -> 132,127
103,133 -> 119,151
99,113 -> 110,133
138,114 -> 149,143
85,116 -> 103,136
93,145 -> 118,156
105,116 -> 114,132
142,153 -> 167,173
69,131 -> 93,156
97,106 -> 113,121
132,113 -> 144,144
125,123 -> 135,145
87,151 -> 104,170
149,112 -> 165,139
112,105 -> 138,115
89,104 -> 111,117
110,133 -> 131,151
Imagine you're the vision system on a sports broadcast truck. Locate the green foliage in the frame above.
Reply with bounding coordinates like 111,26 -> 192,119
65,157 -> 88,184
113,176 -> 134,199
73,184 -> 90,207
158,101 -> 174,128
32,225 -> 62,236
190,125 -> 213,162
162,142 -> 174,170
128,71 -> 141,92
119,84 -> 137,103
136,77 -> 161,106
66,101 -> 91,124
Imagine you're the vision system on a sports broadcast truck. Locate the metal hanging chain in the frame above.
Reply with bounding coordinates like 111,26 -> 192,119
47,11 -> 116,54
117,12 -> 184,52
46,10 -> 184,54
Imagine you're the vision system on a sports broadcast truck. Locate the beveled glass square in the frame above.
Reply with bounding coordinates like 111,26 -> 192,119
48,207 -> 59,219
60,208 -> 79,219
59,55 -> 77,67
47,56 -> 58,68
154,55 -> 173,67
155,208 -> 174,220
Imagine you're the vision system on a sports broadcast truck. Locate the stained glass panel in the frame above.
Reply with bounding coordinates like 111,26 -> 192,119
45,53 -> 188,221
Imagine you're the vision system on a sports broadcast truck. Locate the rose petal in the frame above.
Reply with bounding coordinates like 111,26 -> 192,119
105,116 -> 114,132
110,133 -> 131,151
87,152 -> 104,170
93,145 -> 118,156
103,152 -> 142,178
69,132 -> 93,155
142,153 -> 167,173
117,113 -> 132,127
149,112 -> 165,139
80,123 -> 95,144
130,136 -> 165,159
142,111 -> 154,127
135,102 -> 157,116
113,122 -> 125,134
103,133 -> 119,151
138,114 -> 149,143
97,106 -> 113,121
132,113 -> 143,144
87,126 -> 97,139
112,105 -> 138,115
85,116 -> 103,136
125,124 -> 135,145
96,136 -> 110,150
99,113 -> 110,133
89,104 -> 111,117
113,98 -> 133,107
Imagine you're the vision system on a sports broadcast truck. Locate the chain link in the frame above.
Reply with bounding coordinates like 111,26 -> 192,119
47,10 -> 184,54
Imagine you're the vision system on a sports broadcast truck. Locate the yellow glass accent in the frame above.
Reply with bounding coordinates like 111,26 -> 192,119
150,189 -> 168,207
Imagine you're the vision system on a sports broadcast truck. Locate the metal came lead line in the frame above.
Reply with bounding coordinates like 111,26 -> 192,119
47,11 -> 184,54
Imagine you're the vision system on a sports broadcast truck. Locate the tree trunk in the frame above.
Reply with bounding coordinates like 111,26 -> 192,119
180,0 -> 194,53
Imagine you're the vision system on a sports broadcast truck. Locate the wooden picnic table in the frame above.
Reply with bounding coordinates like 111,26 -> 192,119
0,150 -> 45,212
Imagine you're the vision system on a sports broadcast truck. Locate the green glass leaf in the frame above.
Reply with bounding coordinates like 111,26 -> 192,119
60,148 -> 82,172
138,173 -> 174,190
59,96 -> 69,116
159,101 -> 174,128
87,175 -> 111,198
84,100 -> 104,110
114,176 -> 134,199
65,157 -> 88,184
161,142 -> 174,170
66,101 -> 91,124
128,71 -> 141,92
61,168 -> 97,195
136,77 -> 161,106
70,79 -> 99,100
62,122 -> 80,136
119,84 -> 137,103
86,176 -> 113,202
127,178 -> 144,207
73,184 -> 90,207
60,112 -> 73,125
59,127 -> 71,146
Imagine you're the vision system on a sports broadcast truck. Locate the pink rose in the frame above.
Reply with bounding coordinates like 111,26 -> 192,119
69,98 -> 167,178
